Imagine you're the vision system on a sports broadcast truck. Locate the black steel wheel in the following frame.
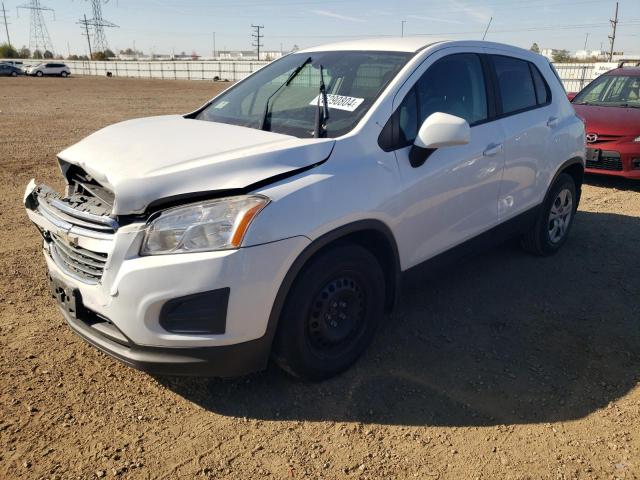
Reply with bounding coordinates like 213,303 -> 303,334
274,243 -> 385,380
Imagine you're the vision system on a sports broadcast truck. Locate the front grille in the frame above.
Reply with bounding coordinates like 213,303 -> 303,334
586,151 -> 623,171
587,133 -> 623,145
49,233 -> 108,283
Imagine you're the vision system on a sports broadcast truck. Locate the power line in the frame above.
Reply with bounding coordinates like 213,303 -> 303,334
608,1 -> 618,61
2,2 -> 11,47
251,24 -> 263,60
17,0 -> 54,54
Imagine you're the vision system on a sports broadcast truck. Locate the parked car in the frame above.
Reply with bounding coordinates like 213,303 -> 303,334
25,62 -> 71,77
0,63 -> 23,76
1,60 -> 24,69
569,62 -> 640,179
24,38 -> 585,380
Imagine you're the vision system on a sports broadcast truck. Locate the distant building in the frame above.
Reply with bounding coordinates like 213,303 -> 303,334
574,49 -> 606,60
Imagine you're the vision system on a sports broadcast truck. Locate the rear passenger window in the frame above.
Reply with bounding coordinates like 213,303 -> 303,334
493,55 -> 537,114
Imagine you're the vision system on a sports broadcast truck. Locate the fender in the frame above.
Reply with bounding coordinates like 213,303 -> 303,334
550,156 -> 585,205
261,219 -> 402,355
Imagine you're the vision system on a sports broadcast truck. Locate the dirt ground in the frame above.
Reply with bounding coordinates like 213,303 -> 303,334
1,76 -> 639,480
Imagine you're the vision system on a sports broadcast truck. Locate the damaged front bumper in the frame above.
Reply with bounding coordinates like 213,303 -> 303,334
24,180 -> 308,376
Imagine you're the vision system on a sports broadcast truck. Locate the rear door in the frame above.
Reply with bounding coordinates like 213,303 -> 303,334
487,53 -> 558,220
389,48 -> 506,267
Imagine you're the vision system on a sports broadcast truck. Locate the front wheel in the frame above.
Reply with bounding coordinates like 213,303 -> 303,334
36,71 -> 43,77
61,71 -> 68,77
521,173 -> 577,255
273,244 -> 386,380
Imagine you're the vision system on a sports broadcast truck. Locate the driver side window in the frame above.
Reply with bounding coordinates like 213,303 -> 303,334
397,53 -> 488,144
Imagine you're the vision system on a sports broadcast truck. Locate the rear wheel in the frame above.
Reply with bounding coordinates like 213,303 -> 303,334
521,173 -> 577,255
274,244 -> 385,380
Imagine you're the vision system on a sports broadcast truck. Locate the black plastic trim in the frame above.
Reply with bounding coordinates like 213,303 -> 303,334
159,288 -> 229,335
62,307 -> 269,377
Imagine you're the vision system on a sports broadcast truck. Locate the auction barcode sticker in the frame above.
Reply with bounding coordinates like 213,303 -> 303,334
309,94 -> 365,112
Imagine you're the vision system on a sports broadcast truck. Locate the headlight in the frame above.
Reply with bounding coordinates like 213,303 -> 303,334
141,195 -> 269,255
634,136 -> 640,142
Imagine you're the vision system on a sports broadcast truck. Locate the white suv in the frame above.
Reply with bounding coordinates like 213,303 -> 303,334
26,62 -> 71,77
24,39 -> 585,380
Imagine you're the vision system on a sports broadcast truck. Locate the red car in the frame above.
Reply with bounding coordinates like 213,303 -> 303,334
569,64 -> 640,179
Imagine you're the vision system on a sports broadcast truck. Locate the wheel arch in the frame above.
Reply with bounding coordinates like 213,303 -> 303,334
550,157 -> 584,206
262,219 -> 401,353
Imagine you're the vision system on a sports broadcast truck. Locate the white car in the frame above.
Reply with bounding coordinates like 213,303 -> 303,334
24,38 -> 585,380
26,62 -> 71,77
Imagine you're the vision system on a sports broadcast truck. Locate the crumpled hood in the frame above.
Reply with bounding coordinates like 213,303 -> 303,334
58,115 -> 335,215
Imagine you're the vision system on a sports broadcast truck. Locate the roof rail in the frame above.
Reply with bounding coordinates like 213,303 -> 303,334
617,59 -> 640,68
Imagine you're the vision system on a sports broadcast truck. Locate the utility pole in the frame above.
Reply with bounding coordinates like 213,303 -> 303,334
251,24 -> 263,61
482,16 -> 493,40
78,13 -> 93,60
401,20 -> 406,37
212,31 -> 216,59
2,2 -> 11,47
583,32 -> 589,51
608,1 -> 618,61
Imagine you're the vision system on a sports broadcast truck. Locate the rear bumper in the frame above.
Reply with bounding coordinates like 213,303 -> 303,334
61,306 -> 270,377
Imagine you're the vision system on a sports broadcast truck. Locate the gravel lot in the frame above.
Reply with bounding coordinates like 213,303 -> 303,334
1,76 -> 639,479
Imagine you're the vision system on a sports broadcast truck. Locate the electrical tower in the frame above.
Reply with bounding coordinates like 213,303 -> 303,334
251,24 -> 264,61
17,0 -> 54,54
608,1 -> 618,61
83,0 -> 118,54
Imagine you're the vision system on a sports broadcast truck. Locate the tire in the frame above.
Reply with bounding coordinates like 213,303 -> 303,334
36,71 -> 43,77
521,173 -> 577,255
273,243 -> 386,380
61,71 -> 68,78
11,71 -> 17,77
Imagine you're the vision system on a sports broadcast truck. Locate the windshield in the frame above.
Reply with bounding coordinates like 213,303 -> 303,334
196,51 -> 412,138
573,74 -> 640,107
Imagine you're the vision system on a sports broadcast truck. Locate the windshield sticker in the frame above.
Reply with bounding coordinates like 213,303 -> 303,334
213,100 -> 229,109
309,94 -> 364,112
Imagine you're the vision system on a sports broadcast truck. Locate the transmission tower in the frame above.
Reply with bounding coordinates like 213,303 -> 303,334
17,0 -> 54,54
251,24 -> 264,60
83,0 -> 118,54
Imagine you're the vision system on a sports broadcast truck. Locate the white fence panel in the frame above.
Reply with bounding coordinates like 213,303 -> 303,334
2,58 -> 620,91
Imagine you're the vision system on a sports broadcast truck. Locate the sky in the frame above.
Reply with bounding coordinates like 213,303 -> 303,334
2,0 -> 639,57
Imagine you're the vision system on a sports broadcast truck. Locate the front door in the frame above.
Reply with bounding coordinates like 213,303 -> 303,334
392,50 -> 506,268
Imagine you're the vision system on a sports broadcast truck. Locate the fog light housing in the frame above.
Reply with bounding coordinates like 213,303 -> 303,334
633,158 -> 640,170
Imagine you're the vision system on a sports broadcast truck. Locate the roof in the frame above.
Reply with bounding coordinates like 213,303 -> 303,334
607,67 -> 640,77
300,37 -> 446,53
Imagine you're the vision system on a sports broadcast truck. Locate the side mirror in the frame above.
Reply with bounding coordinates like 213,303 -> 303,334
567,92 -> 577,102
410,112 -> 470,167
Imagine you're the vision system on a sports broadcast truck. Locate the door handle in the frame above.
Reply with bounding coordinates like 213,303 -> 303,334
483,143 -> 503,157
547,116 -> 559,128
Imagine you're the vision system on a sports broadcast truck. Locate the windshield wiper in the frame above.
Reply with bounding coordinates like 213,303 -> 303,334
313,65 -> 330,138
259,56 -> 312,131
